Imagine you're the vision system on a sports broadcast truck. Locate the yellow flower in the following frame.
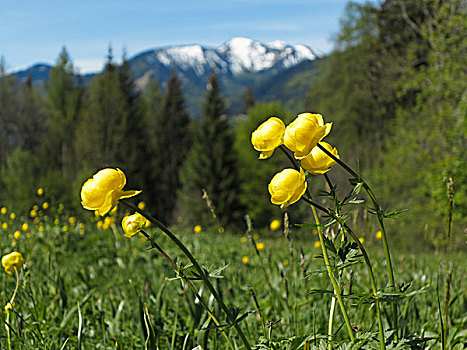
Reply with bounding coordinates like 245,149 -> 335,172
256,242 -> 265,251
253,233 -> 260,239
81,168 -> 141,216
13,231 -> 21,239
301,142 -> 339,175
314,241 -> 321,248
2,222 -> 7,230
42,202 -> 49,210
54,218 -> 59,225
38,225 -> 44,232
37,188 -> 44,196
33,205 -> 39,211
283,259 -> 289,265
122,212 -> 146,238
359,237 -> 365,244
68,216 -> 76,225
30,209 -> 37,218
269,219 -> 281,231
10,213 -> 15,220
312,229 -> 318,235
268,168 -> 307,208
376,230 -> 382,240
251,117 -> 286,159
1,207 -> 7,215
62,225 -> 69,232
2,251 -> 24,274
242,256 -> 249,264
193,225 -> 202,234
240,236 -> 247,243
137,201 -> 146,210
34,217 -> 40,224
284,113 -> 332,159
22,223 -> 29,232
96,220 -> 103,229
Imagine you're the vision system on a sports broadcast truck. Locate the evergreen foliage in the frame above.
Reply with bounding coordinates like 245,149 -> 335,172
180,74 -> 243,229
151,71 -> 191,224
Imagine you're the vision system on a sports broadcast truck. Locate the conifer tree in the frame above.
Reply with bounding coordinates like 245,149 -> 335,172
151,71 -> 191,223
180,74 -> 243,229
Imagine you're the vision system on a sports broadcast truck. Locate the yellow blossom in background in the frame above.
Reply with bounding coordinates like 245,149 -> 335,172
62,225 -> 69,232
8,234 -> 12,239
251,117 -> 286,159
137,201 -> 146,210
37,188 -> 44,196
376,231 -> 382,239
301,142 -> 339,175
122,212 -> 146,238
2,251 -> 24,274
54,218 -> 59,225
10,213 -> 15,220
359,237 -> 365,244
81,168 -> 141,216
269,219 -> 281,231
284,113 -> 332,159
283,259 -> 289,266
29,209 -> 37,218
14,231 -> 21,239
314,241 -> 321,248
34,218 -> 40,224
96,220 -> 103,229
42,202 -> 49,210
22,223 -> 29,232
253,233 -> 260,240
256,242 -> 265,251
242,256 -> 249,264
1,207 -> 7,215
268,168 -> 307,208
2,223 -> 8,230
193,225 -> 202,234
312,229 -> 318,235
240,237 -> 247,243
38,225 -> 44,232
33,205 -> 39,211
26,232 -> 32,239
68,217 -> 76,225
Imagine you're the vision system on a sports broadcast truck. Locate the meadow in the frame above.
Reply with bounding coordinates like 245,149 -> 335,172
1,194 -> 465,349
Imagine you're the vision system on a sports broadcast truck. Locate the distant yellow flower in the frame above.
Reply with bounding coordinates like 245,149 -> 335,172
122,212 -> 146,238
314,241 -> 321,248
376,231 -> 382,240
1,207 -> 7,215
2,251 -> 24,274
138,201 -> 146,210
312,229 -> 318,235
21,223 -> 29,232
9,213 -> 15,220
42,202 -> 49,210
2,222 -> 7,230
30,209 -> 37,218
62,225 -> 69,232
34,217 -> 40,224
193,225 -> 202,234
240,237 -> 247,243
81,168 -> 141,216
256,242 -> 265,251
301,142 -> 339,175
242,256 -> 249,264
251,117 -> 286,159
68,216 -> 76,225
253,233 -> 260,239
33,205 -> 39,211
38,225 -> 44,232
14,231 -> 21,239
37,188 -> 44,196
284,113 -> 332,159
283,259 -> 289,265
96,220 -> 103,229
54,218 -> 59,225
269,219 -> 281,231
359,237 -> 365,244
268,168 -> 307,208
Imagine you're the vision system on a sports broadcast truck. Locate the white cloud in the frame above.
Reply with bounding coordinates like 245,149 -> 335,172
73,58 -> 106,74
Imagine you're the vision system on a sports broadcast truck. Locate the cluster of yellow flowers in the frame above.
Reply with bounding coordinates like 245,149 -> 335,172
251,113 -> 339,208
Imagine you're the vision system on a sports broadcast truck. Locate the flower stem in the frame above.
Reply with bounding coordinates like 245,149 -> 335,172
328,296 -> 336,350
121,200 -> 252,350
317,142 -> 398,339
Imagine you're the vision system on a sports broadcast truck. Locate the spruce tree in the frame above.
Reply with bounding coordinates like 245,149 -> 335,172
180,74 -> 243,229
151,71 -> 191,223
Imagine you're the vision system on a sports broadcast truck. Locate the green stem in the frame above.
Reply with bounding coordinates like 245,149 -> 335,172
317,142 -> 398,339
6,268 -> 20,350
311,205 -> 355,342
121,200 -> 251,350
328,296 -> 336,350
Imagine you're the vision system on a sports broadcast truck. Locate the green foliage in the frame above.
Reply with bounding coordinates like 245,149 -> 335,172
180,74 -> 243,229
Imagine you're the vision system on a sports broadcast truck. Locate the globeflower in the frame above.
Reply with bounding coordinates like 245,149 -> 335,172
81,168 -> 141,216
268,168 -> 307,208
284,113 -> 332,159
269,219 -> 281,231
2,252 -> 24,274
301,142 -> 339,174
122,212 -> 146,238
251,117 -> 285,159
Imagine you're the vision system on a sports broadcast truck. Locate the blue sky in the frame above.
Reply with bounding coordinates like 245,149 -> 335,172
1,0 -> 370,73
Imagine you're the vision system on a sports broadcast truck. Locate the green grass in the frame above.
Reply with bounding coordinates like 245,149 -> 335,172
1,207 -> 466,349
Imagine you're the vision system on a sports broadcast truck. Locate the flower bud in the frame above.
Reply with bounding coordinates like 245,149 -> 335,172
122,212 -> 146,238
